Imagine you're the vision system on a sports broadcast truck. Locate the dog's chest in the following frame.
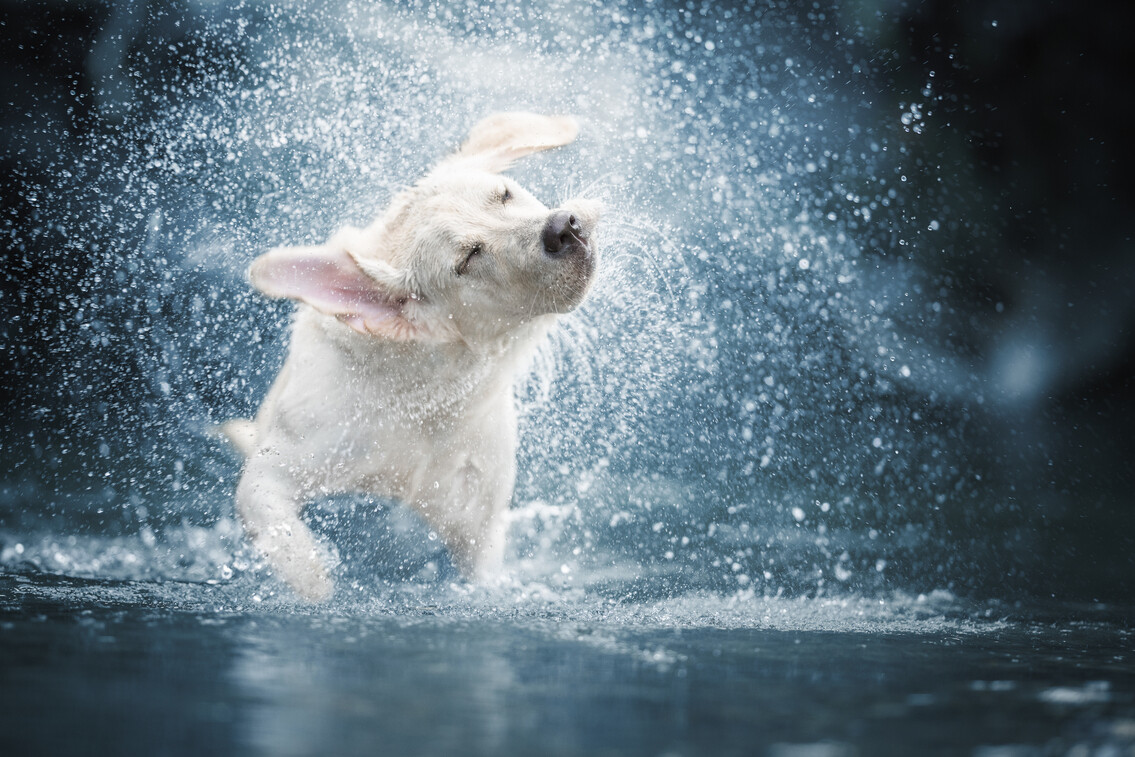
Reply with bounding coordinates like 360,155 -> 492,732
304,339 -> 502,476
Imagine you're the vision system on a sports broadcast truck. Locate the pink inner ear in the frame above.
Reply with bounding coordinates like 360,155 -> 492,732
250,245 -> 403,326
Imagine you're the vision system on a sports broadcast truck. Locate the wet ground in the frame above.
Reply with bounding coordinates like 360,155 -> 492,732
2,570 -> 1132,756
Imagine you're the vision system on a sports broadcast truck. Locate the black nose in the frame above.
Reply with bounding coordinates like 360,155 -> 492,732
542,210 -> 586,255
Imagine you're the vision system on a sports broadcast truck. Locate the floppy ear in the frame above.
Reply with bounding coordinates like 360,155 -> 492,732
249,245 -> 423,341
454,111 -> 579,173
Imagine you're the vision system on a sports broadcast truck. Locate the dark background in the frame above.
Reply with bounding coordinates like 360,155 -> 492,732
1,0 -> 1132,601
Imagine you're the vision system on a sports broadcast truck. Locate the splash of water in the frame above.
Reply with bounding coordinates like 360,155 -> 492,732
1,0 -> 1044,610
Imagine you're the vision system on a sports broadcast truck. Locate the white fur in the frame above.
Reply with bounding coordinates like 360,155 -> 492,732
225,112 -> 600,600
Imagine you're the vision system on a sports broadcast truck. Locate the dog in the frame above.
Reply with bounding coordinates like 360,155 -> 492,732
221,112 -> 601,600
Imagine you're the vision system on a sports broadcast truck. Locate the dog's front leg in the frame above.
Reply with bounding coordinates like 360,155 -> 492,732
235,457 -> 333,601
413,460 -> 511,583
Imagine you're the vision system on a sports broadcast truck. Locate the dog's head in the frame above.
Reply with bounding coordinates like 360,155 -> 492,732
250,112 -> 601,344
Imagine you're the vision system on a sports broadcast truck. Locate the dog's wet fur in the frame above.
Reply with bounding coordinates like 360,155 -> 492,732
223,112 -> 600,600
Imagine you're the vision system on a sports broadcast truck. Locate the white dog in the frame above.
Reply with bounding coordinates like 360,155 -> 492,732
222,112 -> 600,600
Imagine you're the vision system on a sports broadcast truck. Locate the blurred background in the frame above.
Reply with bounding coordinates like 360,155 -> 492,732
1,0 -> 1132,603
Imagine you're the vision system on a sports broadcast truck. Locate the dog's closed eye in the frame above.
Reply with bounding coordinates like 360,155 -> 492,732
456,243 -> 483,275
500,187 -> 512,203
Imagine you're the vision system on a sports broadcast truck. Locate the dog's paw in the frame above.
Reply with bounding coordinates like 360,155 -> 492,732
271,551 -> 334,602
249,524 -> 336,602
289,567 -> 334,602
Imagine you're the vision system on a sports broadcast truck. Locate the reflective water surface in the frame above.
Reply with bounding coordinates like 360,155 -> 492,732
3,571 -> 1133,756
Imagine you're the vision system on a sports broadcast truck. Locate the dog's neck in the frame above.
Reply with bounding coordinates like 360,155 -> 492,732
299,307 -> 554,420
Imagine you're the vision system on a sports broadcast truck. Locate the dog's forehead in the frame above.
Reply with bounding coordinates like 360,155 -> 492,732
419,164 -> 504,201
410,166 -> 546,226
379,168 -> 496,241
